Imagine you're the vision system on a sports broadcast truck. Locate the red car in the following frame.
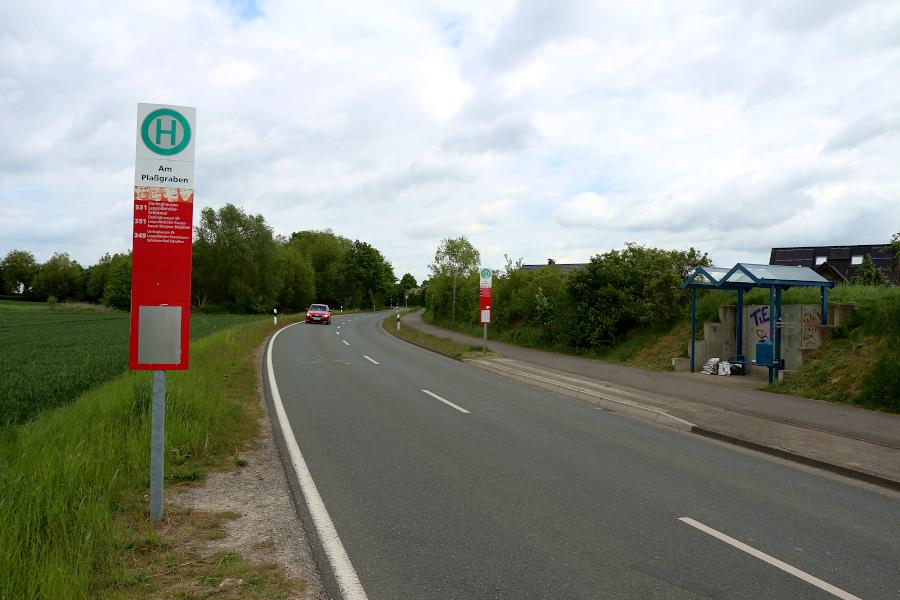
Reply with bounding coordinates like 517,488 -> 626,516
306,303 -> 332,325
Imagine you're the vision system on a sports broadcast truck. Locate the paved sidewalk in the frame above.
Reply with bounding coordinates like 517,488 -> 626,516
401,310 -> 900,490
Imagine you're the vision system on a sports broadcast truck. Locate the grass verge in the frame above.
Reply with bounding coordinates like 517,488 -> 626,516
382,312 -> 488,359
769,291 -> 900,413
0,299 -> 269,428
596,321 -> 690,371
0,316 -> 304,599
420,310 -> 687,369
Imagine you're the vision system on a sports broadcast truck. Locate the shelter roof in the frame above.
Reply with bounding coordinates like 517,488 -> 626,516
680,266 -> 731,289
718,263 -> 835,289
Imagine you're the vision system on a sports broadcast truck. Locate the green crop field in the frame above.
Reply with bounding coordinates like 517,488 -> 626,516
0,300 -> 267,429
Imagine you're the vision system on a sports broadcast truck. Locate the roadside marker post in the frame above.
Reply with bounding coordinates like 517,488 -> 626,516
129,103 -> 197,523
396,307 -> 400,331
479,267 -> 493,351
273,308 -> 278,325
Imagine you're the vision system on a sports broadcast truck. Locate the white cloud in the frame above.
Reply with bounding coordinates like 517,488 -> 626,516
479,197 -> 513,224
2,0 -> 899,283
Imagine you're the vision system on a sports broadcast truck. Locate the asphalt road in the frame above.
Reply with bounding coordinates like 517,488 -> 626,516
268,311 -> 900,600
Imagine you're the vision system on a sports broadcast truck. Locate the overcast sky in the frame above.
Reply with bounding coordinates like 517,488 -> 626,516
2,0 -> 898,282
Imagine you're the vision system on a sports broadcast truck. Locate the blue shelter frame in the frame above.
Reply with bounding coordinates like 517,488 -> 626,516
681,263 -> 835,383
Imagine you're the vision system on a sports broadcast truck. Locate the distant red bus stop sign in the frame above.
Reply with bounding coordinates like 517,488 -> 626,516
479,267 -> 492,324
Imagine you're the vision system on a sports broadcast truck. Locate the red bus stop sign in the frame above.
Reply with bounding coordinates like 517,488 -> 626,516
129,103 -> 196,371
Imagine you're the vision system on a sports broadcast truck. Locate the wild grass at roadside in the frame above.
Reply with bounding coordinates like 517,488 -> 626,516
383,312 -> 485,359
769,291 -> 900,413
0,317 -> 303,599
420,310 -> 688,369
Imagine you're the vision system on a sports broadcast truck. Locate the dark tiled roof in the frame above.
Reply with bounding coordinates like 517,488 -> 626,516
770,244 -> 897,284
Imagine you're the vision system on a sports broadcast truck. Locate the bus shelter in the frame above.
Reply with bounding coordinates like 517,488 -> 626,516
681,263 -> 835,383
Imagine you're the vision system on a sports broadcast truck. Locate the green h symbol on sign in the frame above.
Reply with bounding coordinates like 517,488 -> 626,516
141,108 -> 191,156
154,117 -> 179,146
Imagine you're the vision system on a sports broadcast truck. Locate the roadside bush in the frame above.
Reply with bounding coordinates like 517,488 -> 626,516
425,242 -> 709,352
566,244 -> 700,349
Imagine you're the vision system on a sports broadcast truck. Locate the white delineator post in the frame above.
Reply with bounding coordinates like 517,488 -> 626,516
273,308 -> 278,325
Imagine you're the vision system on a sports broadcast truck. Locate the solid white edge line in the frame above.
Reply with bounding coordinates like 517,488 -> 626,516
363,355 -> 379,365
678,518 -> 861,600
342,339 -> 351,346
267,325 -> 368,600
421,389 -> 470,414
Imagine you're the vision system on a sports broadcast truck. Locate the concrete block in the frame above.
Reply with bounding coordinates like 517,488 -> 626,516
778,370 -> 799,382
689,340 -> 708,368
831,303 -> 854,328
703,322 -> 724,360
672,357 -> 690,372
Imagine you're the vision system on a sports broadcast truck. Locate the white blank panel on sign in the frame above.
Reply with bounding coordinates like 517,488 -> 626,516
138,305 -> 182,364
481,310 -> 491,323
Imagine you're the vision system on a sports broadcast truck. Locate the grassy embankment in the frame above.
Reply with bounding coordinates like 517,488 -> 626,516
421,286 -> 900,412
766,287 -> 900,413
0,309 -> 304,599
0,299 -> 266,428
382,310 -> 486,359
419,310 -> 685,369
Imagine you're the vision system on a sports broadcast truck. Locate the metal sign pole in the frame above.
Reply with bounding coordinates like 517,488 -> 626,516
483,323 -> 487,352
150,370 -> 166,522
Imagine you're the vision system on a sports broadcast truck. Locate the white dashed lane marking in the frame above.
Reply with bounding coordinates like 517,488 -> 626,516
421,390 -> 470,414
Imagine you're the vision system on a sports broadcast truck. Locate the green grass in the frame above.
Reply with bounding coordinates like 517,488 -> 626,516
421,311 -> 569,354
596,321 -> 690,370
384,313 -> 486,359
769,288 -> 900,412
0,300 -> 267,428
0,315 -> 298,599
693,285 -> 900,324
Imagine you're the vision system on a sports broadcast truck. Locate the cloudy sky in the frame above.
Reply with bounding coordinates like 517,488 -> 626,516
2,0 -> 899,282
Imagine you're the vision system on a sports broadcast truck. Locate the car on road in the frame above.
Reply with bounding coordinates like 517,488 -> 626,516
306,303 -> 332,325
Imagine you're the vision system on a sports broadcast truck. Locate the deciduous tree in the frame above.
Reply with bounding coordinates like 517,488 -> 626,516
192,204 -> 280,312
429,236 -> 480,324
32,253 -> 84,301
343,240 -> 395,308
1,249 -> 38,294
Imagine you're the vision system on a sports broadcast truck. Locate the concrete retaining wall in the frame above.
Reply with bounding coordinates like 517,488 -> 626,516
688,303 -> 853,371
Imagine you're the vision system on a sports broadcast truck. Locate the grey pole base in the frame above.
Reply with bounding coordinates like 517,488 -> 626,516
150,370 -> 166,523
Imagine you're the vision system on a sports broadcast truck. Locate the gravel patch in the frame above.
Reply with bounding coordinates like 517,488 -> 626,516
171,343 -> 326,599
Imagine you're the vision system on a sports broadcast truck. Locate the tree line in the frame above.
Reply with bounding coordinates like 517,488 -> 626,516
425,237 -> 712,350
425,234 -> 900,351
0,203 -> 423,313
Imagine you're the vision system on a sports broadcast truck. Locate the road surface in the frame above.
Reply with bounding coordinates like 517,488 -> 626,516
266,311 -> 899,599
